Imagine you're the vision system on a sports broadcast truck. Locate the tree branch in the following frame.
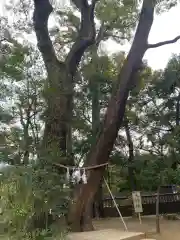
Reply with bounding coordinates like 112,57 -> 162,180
33,0 -> 57,67
65,0 -> 97,75
148,35 -> 180,49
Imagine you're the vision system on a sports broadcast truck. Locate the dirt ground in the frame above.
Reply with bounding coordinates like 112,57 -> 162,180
93,216 -> 180,240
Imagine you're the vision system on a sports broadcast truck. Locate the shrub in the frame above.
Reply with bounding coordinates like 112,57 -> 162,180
0,164 -> 69,239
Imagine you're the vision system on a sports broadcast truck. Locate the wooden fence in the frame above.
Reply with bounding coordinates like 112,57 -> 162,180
99,193 -> 180,218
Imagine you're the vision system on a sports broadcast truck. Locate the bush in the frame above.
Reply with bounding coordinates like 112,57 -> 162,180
0,164 -> 69,239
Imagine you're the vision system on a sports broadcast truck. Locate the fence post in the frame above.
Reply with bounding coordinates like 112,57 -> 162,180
156,186 -> 160,234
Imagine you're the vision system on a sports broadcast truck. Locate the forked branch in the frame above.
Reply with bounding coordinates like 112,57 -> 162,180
33,0 -> 97,76
148,35 -> 180,49
65,0 -> 97,75
33,0 -> 57,66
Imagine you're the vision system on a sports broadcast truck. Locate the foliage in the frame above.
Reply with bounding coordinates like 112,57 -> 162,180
1,0 -> 180,234
0,164 -> 69,239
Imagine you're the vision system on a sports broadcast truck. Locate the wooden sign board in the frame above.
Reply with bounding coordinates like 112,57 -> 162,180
132,191 -> 143,213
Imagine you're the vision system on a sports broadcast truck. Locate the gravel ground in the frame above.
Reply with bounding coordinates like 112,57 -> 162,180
93,216 -> 180,240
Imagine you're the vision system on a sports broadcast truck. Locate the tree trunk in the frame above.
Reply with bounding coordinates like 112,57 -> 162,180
67,0 -> 155,232
33,0 -> 97,161
124,117 -> 136,191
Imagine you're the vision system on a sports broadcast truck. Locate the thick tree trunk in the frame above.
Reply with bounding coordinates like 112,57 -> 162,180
67,0 -> 155,232
33,0 -> 96,160
33,0 -> 97,230
124,117 -> 136,191
41,65 -> 72,160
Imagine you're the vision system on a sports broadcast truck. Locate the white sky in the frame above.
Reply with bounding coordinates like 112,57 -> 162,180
146,4 -> 180,69
106,3 -> 180,70
0,1 -> 180,70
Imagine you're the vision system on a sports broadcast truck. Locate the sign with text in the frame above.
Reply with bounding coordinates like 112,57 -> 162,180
132,191 -> 143,213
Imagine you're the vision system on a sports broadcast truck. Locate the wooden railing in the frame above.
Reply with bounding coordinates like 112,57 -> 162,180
99,193 -> 180,218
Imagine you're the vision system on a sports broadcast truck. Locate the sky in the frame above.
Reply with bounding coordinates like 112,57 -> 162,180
0,1 -> 180,70
146,4 -> 180,69
106,3 -> 180,70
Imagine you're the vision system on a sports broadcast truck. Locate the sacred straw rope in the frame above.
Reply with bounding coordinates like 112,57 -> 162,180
53,162 -> 109,170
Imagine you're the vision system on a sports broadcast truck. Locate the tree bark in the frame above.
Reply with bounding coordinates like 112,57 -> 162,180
33,0 -> 97,160
67,0 -> 155,232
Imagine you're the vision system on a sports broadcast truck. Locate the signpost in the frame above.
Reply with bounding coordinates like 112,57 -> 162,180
132,191 -> 143,224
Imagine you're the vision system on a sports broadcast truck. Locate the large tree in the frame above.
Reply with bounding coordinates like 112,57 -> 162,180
32,0 -> 180,232
33,0 -> 97,160
67,0 -> 180,231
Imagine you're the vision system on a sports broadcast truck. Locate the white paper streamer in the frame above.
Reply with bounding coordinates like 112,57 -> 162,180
82,168 -> 87,184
